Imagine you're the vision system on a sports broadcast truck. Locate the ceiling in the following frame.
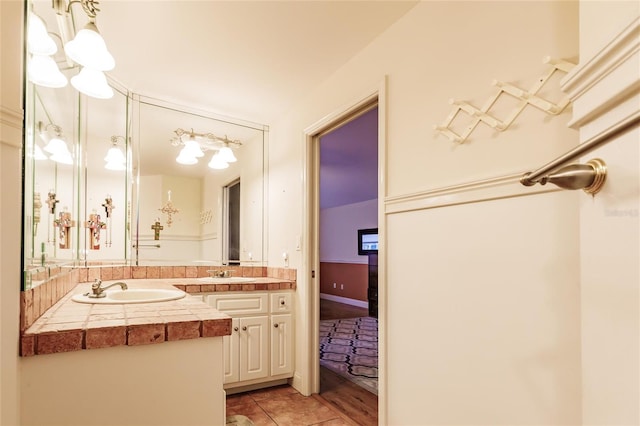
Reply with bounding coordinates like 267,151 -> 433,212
320,106 -> 378,209
32,1 -> 413,206
95,0 -> 418,125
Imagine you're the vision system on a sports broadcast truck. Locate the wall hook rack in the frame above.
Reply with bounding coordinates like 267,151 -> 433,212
434,56 -> 576,144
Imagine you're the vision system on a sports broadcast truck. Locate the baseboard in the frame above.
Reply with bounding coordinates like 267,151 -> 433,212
320,293 -> 368,309
224,379 -> 288,395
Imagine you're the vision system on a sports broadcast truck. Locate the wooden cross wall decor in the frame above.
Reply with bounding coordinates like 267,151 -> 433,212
151,220 -> 164,240
85,213 -> 106,250
54,211 -> 75,249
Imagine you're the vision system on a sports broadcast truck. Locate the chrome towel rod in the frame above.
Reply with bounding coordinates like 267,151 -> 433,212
521,114 -> 640,186
133,244 -> 160,248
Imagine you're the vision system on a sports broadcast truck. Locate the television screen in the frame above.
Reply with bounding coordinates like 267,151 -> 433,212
358,228 -> 378,255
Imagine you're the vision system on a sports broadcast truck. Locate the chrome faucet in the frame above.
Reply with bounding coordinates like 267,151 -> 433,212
207,269 -> 232,278
85,279 -> 128,298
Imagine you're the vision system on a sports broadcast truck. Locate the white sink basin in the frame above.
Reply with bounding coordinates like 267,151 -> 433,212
196,277 -> 256,284
72,288 -> 186,304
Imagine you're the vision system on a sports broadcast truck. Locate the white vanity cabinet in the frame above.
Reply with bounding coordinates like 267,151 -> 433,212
207,291 -> 294,388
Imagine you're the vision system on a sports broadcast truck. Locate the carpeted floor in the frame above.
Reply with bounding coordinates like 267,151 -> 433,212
319,316 -> 378,395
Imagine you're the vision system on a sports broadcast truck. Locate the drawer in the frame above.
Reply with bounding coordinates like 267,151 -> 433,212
207,293 -> 268,315
270,292 -> 292,314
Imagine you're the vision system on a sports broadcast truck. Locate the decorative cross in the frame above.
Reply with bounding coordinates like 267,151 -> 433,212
33,192 -> 42,232
54,211 -> 75,249
159,200 -> 179,227
85,213 -> 106,250
101,195 -> 115,247
46,191 -> 59,214
102,195 -> 115,217
151,219 -> 164,240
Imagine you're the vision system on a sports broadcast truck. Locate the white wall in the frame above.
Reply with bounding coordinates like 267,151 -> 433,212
0,0 -> 23,424
580,130 -> 639,425
20,338 -> 226,426
137,174 -> 202,261
386,190 -> 581,424
570,3 -> 640,424
320,199 -> 377,264
268,1 -> 582,423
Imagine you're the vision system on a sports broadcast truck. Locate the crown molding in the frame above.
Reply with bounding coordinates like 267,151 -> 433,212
0,106 -> 24,148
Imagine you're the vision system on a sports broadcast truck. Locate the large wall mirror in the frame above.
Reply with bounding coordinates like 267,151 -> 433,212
131,96 -> 267,266
23,0 -> 269,290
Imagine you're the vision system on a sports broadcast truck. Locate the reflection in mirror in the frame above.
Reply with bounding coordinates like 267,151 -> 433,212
23,0 -> 133,289
82,86 -> 130,263
23,0 -> 270,289
133,98 -> 267,266
25,64 -> 79,272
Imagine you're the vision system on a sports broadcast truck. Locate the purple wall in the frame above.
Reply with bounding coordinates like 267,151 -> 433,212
319,107 -> 378,209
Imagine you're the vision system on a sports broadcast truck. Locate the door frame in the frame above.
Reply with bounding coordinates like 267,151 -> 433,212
302,77 -> 387,421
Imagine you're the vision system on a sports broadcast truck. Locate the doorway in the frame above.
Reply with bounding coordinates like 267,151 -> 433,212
308,98 -> 380,425
223,178 -> 240,265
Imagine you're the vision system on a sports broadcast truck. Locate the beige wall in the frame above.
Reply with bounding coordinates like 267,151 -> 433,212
20,338 -> 225,426
269,1 -> 584,424
1,0 -> 24,425
5,1 -> 637,425
573,2 -> 639,424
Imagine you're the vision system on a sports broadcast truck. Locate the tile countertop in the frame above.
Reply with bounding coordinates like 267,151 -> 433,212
21,277 -> 294,357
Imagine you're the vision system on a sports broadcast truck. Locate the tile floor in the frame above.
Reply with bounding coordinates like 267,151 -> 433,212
226,385 -> 357,426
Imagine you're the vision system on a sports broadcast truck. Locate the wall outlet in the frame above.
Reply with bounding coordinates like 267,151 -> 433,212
340,284 -> 344,290
333,283 -> 336,289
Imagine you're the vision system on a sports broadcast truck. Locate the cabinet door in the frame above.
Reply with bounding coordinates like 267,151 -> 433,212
223,318 -> 240,384
239,316 -> 269,382
270,314 -> 293,377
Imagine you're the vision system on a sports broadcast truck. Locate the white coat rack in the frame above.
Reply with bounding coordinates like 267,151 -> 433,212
434,57 -> 576,144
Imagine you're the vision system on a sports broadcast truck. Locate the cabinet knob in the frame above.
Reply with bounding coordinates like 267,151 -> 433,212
274,323 -> 279,328
242,326 -> 247,331
280,300 -> 285,305
233,327 -> 239,332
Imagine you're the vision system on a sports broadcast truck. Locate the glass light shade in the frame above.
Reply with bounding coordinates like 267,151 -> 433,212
28,13 -> 57,55
105,160 -> 126,171
208,152 -> 229,169
218,146 -> 237,163
64,22 -> 115,71
49,151 -> 73,165
104,146 -> 126,163
176,148 -> 198,165
184,139 -> 205,157
43,137 -> 69,155
71,67 -> 114,99
34,144 -> 47,160
28,54 -> 68,88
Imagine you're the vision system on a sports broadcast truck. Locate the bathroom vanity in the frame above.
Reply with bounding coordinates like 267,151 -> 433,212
205,291 -> 294,392
19,265 -> 296,426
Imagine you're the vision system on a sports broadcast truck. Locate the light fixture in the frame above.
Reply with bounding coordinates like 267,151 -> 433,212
208,153 -> 229,170
39,122 -> 73,164
28,54 -> 68,88
104,136 -> 126,170
70,66 -> 113,99
64,21 -> 115,71
171,128 -> 242,170
218,145 -> 237,163
27,12 -> 68,88
176,149 -> 198,165
54,0 -> 116,99
34,144 -> 48,160
49,151 -> 74,165
28,12 -> 57,55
